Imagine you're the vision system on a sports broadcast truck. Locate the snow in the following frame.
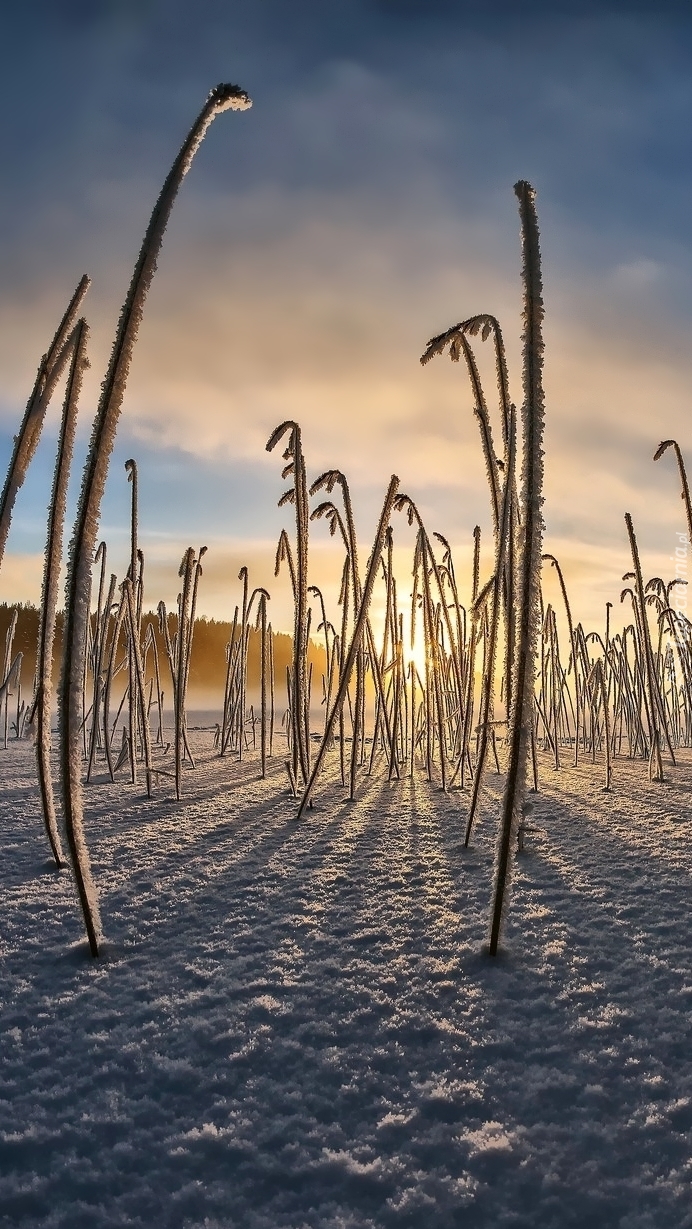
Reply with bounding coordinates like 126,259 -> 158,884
2,731 -> 692,1227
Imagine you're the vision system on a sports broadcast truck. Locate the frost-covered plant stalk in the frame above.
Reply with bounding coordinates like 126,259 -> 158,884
36,320 -> 90,867
465,405 -> 516,847
459,525 -> 481,788
0,276 -> 90,571
222,570 -> 270,761
589,657 -> 612,790
297,475 -> 400,819
654,440 -> 692,546
85,541 -> 107,780
267,422 -> 311,786
60,84 -> 251,956
221,604 -> 240,755
421,313 -> 517,720
174,549 -> 196,800
125,460 -> 140,784
488,181 -> 546,957
625,512 -> 664,781
142,619 -> 165,746
1,611 -> 18,750
103,585 -> 128,780
393,495 -> 464,782
542,554 -> 580,764
86,552 -> 117,782
0,653 -> 23,742
233,568 -> 249,760
123,578 -> 152,796
256,590 -> 271,778
310,474 -> 396,791
310,470 -> 364,791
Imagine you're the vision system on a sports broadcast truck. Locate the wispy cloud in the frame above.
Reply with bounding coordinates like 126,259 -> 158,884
1,2 -> 692,629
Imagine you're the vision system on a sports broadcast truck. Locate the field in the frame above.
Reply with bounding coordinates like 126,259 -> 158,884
2,730 -> 692,1228
2,79 -> 692,1228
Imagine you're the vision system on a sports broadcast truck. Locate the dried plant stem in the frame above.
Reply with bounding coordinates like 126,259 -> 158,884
103,589 -> 127,780
0,276 -> 90,570
489,181 -> 545,957
123,579 -> 152,796
654,440 -> 692,545
465,405 -> 516,846
542,554 -> 580,763
257,594 -> 269,777
459,526 -> 481,788
267,422 -> 310,784
1,611 -> 18,748
174,549 -> 195,799
125,460 -> 140,783
60,85 -> 250,956
591,658 -> 612,790
625,513 -> 664,781
86,549 -> 113,781
142,620 -> 165,747
35,320 -> 89,867
297,476 -> 400,819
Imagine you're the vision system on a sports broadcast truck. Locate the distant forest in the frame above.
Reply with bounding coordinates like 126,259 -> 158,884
0,603 -> 327,703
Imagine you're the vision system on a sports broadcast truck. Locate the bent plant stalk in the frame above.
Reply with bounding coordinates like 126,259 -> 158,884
60,83 -> 251,956
0,275 -> 90,571
654,440 -> 692,546
542,553 -> 580,764
86,565 -> 118,782
465,404 -> 516,846
310,476 -> 396,787
296,475 -> 400,820
267,422 -> 310,786
36,320 -> 89,867
625,512 -> 665,781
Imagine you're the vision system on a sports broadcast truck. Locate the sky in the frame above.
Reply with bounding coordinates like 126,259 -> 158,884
2,0 -> 692,634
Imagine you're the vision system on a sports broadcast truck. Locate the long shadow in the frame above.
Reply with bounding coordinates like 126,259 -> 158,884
4,751 -> 692,1228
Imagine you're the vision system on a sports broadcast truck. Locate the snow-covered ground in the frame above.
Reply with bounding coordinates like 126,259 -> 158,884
2,731 -> 692,1228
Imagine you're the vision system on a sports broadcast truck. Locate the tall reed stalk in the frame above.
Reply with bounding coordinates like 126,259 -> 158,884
489,181 -> 545,957
125,460 -> 141,784
465,404 -> 516,845
297,476 -> 400,819
267,422 -> 310,785
60,83 -> 251,956
542,554 -> 580,763
35,320 -> 89,867
624,512 -> 665,781
0,276 -> 90,570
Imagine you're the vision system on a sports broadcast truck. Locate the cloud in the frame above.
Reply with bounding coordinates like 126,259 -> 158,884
2,3 -> 692,628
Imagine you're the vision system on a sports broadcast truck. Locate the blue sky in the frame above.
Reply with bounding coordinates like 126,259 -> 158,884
2,0 -> 692,629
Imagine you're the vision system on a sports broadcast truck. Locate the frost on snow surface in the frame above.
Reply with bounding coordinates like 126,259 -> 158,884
2,730 -> 692,1228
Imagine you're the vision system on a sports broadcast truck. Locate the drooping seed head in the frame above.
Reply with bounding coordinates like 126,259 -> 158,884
209,83 -> 252,112
654,440 -> 675,461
